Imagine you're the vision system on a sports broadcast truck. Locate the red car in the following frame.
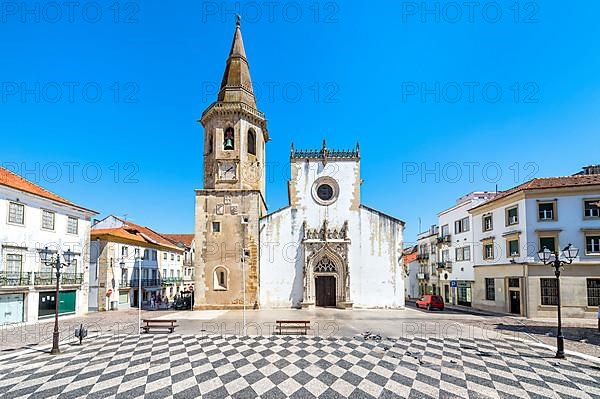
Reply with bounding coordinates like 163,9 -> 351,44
416,295 -> 445,311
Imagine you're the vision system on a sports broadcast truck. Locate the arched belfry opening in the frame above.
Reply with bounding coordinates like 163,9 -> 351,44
301,220 -> 353,309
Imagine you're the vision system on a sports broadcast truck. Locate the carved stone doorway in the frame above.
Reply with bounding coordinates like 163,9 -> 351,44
315,276 -> 336,307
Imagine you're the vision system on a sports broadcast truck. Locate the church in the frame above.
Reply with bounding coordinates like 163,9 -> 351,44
193,20 -> 405,310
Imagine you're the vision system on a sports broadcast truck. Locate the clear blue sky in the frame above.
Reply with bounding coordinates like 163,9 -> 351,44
1,1 -> 599,244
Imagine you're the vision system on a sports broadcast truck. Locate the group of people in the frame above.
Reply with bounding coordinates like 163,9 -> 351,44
149,293 -> 169,310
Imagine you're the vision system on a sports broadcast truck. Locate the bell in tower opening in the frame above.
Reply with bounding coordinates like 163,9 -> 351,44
224,127 -> 235,150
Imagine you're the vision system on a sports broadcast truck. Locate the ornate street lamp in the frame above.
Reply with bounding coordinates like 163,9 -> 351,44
39,247 -> 74,355
537,243 -> 579,359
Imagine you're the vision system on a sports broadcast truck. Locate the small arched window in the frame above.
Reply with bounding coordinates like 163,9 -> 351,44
213,266 -> 228,290
207,134 -> 213,154
223,127 -> 235,150
247,129 -> 256,155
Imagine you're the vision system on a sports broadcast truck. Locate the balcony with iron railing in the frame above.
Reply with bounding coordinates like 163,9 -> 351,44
436,235 -> 451,244
436,261 -> 453,270
121,278 -> 162,288
162,277 -> 183,286
33,272 -> 84,286
0,271 -> 84,287
0,272 -> 32,287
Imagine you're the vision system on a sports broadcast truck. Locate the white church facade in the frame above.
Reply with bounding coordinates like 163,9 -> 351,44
259,143 -> 405,309
193,19 -> 405,310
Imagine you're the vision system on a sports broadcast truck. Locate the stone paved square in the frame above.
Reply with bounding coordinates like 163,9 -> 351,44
0,332 -> 598,399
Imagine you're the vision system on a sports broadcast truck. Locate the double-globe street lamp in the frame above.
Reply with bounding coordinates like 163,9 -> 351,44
537,243 -> 579,359
39,247 -> 75,355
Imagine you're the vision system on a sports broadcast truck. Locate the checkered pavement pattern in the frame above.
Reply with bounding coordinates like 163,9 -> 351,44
0,334 -> 598,398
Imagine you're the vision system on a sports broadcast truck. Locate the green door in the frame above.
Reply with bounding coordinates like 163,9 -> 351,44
58,290 -> 76,314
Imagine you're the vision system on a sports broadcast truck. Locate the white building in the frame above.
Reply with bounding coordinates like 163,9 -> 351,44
436,192 -> 496,306
90,216 -> 184,310
470,172 -> 600,318
0,167 -> 97,324
403,246 -> 420,299
163,234 -> 195,294
259,142 -> 405,309
416,225 -> 439,296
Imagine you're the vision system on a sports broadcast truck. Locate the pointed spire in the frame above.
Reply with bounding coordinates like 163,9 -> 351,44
217,16 -> 256,108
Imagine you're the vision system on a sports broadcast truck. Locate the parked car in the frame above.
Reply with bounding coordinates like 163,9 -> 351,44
416,295 -> 445,311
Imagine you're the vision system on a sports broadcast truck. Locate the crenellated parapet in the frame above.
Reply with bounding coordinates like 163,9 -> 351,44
290,140 -> 360,164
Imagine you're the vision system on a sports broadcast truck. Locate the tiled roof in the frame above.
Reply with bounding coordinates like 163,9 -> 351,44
404,251 -> 418,264
471,174 -> 600,210
0,166 -> 96,213
92,217 -> 183,251
163,234 -> 194,247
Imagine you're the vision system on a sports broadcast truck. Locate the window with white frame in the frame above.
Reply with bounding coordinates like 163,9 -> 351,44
152,250 -> 157,261
134,248 -> 140,257
67,216 -> 78,234
538,202 -> 555,221
441,224 -> 449,237
584,200 -> 600,218
8,202 -> 24,224
506,206 -> 518,225
171,254 -> 174,261
6,254 -> 23,273
455,246 -> 470,261
122,246 -> 129,257
42,210 -> 55,230
483,214 -> 493,232
454,217 -> 470,233
143,249 -> 149,260
585,235 -> 600,255
163,252 -> 167,260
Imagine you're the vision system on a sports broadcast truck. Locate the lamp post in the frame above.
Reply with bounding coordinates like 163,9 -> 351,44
39,247 -> 74,355
537,243 -> 579,359
120,256 -> 142,335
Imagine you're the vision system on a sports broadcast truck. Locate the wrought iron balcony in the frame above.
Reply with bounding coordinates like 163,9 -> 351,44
416,253 -> 429,261
126,279 -> 162,287
436,261 -> 453,270
34,272 -> 57,285
0,272 -> 32,286
33,272 -> 83,285
62,273 -> 84,285
162,277 -> 183,286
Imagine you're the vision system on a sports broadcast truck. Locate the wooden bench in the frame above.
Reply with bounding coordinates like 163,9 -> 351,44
275,320 -> 310,335
141,319 -> 178,334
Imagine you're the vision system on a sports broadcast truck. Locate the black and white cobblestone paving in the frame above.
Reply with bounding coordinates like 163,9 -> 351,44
0,334 -> 598,398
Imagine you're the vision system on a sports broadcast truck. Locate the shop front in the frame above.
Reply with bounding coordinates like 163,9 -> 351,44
38,290 -> 76,318
457,281 -> 472,307
0,293 -> 25,324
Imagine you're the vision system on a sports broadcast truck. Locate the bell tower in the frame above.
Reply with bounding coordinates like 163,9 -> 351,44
200,16 -> 268,197
194,18 -> 268,310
